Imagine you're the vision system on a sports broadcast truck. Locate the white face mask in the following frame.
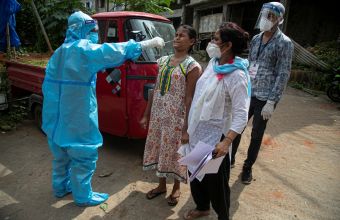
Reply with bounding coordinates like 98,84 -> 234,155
206,42 -> 221,58
259,17 -> 274,32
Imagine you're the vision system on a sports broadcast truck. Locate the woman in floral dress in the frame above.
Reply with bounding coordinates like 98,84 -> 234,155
140,25 -> 201,206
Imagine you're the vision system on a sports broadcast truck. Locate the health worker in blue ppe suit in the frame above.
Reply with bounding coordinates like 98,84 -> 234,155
42,11 -> 164,207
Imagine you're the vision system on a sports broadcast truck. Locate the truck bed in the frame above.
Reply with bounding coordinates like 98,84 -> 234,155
6,61 -> 45,95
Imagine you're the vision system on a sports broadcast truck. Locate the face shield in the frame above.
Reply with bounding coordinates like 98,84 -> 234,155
254,2 -> 284,32
84,20 -> 99,43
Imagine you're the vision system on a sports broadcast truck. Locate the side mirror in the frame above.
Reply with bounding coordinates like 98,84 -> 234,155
129,30 -> 146,42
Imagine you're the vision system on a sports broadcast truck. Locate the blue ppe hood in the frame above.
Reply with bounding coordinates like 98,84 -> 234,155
65,11 -> 98,43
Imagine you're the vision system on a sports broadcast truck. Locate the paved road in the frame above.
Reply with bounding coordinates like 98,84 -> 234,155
1,87 -> 339,220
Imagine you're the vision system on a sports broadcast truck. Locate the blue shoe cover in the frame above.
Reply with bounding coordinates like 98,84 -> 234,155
75,192 -> 109,207
54,182 -> 72,198
55,190 -> 72,198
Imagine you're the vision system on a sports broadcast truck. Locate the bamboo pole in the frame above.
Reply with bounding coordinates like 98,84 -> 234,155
6,23 -> 11,60
30,0 -> 53,53
12,47 -> 17,59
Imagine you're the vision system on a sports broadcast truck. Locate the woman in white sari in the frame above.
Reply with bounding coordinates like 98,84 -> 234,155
183,22 -> 251,220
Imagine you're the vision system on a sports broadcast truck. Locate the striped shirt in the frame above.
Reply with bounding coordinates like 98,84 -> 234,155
248,28 -> 294,102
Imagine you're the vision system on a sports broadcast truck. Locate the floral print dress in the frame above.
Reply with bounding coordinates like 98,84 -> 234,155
143,55 -> 201,183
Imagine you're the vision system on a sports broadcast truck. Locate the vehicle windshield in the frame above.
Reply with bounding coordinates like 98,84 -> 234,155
126,18 -> 175,62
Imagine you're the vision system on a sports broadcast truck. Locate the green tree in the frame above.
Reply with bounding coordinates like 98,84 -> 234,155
111,0 -> 174,14
16,0 -> 174,52
16,0 -> 89,52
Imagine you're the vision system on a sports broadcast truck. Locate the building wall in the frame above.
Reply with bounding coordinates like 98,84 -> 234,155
82,0 -> 115,12
183,0 -> 266,49
180,0 -> 339,48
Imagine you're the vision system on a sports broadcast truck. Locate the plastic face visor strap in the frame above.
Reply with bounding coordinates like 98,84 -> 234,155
262,4 -> 281,17
85,20 -> 98,30
85,20 -> 97,25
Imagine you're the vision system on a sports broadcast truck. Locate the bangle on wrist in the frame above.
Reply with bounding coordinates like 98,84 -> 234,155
224,136 -> 233,143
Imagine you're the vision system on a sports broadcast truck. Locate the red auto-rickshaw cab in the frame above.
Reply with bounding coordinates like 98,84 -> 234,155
92,12 -> 175,138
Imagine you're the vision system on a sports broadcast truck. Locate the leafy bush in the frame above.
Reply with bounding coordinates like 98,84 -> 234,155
290,62 -> 334,92
0,64 -> 29,131
290,40 -> 339,92
0,64 -> 9,95
16,0 -> 90,52
0,102 -> 29,131
113,0 -> 175,14
15,0 -> 175,52
307,41 -> 340,70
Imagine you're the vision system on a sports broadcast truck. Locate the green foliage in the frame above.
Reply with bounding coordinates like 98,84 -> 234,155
112,0 -> 174,14
290,64 -> 334,92
16,0 -> 90,52
19,59 -> 49,67
289,81 -> 304,90
0,64 -> 29,131
307,41 -> 340,70
16,0 -> 174,52
0,102 -> 29,131
0,65 -> 8,94
290,40 -> 340,92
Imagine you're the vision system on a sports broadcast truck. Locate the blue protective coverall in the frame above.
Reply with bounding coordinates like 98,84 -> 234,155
42,11 -> 142,206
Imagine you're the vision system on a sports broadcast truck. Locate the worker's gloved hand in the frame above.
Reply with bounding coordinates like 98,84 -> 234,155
140,37 -> 165,49
261,100 -> 275,120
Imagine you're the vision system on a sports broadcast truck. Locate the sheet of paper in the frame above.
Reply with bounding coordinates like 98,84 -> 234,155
197,155 -> 225,176
178,141 -> 214,167
189,152 -> 212,182
177,144 -> 190,156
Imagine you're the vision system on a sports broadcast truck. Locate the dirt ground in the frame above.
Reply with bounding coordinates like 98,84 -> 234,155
1,86 -> 340,220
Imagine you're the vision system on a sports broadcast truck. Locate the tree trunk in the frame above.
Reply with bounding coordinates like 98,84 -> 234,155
30,0 -> 53,54
95,0 -> 99,12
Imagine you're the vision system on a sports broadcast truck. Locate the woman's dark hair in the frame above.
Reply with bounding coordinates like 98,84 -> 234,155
178,24 -> 197,53
218,22 -> 249,56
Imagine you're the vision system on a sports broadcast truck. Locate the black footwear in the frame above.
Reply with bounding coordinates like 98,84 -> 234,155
241,166 -> 252,184
146,189 -> 167,200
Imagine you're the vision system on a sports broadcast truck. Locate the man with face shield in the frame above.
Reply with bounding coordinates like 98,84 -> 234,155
231,2 -> 294,185
255,2 -> 285,32
42,11 -> 164,206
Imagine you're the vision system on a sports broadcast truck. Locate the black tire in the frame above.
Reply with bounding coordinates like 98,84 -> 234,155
327,85 -> 340,102
34,105 -> 43,130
